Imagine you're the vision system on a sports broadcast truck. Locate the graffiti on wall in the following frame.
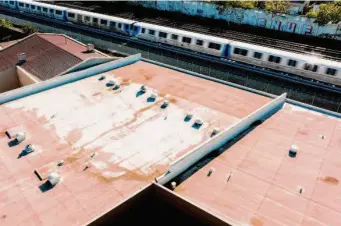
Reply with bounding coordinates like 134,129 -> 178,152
133,1 -> 340,40
257,17 -> 314,35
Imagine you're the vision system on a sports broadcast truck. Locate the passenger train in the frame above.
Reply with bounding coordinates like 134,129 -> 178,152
1,0 -> 341,86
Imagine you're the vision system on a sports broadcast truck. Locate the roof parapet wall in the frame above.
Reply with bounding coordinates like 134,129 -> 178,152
156,93 -> 287,185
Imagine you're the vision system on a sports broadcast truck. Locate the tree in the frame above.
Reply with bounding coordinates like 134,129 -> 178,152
305,11 -> 317,18
265,0 -> 292,14
313,3 -> 341,25
0,18 -> 13,29
21,23 -> 38,34
213,1 -> 257,11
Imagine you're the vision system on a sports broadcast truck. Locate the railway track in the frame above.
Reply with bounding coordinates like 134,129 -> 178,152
52,1 -> 341,62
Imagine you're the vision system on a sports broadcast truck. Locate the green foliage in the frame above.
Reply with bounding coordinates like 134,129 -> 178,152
0,18 -> 13,29
265,0 -> 292,14
313,3 -> 341,25
305,10 -> 317,18
213,1 -> 257,10
21,23 -> 38,34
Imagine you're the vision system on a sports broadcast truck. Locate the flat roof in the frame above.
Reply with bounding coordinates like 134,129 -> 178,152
175,103 -> 341,226
0,60 -> 270,225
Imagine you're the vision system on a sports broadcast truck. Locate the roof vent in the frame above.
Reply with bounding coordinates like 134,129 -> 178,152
289,144 -> 298,157
86,44 -> 95,52
15,132 -> 26,143
106,80 -> 115,87
18,53 -> 26,64
149,93 -> 157,100
184,113 -> 193,121
211,128 -> 220,136
113,83 -> 121,90
194,119 -> 203,126
140,85 -> 146,93
171,181 -> 177,190
25,144 -> 35,154
47,172 -> 61,186
161,101 -> 169,109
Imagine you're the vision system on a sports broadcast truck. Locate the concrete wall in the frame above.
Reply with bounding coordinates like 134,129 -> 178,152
16,66 -> 40,86
157,93 -> 287,185
130,1 -> 341,40
0,67 -> 20,93
0,54 -> 141,104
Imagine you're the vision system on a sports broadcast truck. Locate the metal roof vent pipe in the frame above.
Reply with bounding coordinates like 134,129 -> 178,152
47,172 -> 61,187
17,53 -> 26,65
86,44 -> 95,53
16,132 -> 26,143
289,144 -> 298,158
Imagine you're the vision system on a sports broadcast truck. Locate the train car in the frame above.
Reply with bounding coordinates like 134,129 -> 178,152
65,8 -> 135,36
16,0 -> 67,20
1,1 -> 340,86
0,0 -> 17,9
229,41 -> 341,85
134,22 -> 228,57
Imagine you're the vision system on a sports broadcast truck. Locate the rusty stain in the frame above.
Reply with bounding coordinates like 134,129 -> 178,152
1,215 -> 6,219
144,75 -> 152,81
65,129 -> 83,145
168,97 -> 177,104
120,80 -> 131,87
250,217 -> 263,226
92,92 -> 102,97
159,92 -> 166,97
320,176 -> 339,185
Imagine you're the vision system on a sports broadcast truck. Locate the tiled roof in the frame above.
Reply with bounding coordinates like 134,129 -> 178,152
0,33 -> 107,81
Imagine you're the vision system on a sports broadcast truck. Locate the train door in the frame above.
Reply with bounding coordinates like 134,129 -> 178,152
223,44 -> 232,58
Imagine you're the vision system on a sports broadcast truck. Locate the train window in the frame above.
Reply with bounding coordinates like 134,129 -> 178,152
148,30 -> 155,35
31,5 -> 35,9
25,4 -> 29,8
133,26 -> 139,31
196,40 -> 203,46
326,68 -> 337,76
84,16 -> 90,22
287,59 -> 297,67
159,32 -> 167,38
109,21 -> 116,27
9,1 -> 14,4
141,28 -> 145,33
49,9 -> 54,13
55,10 -> 62,15
304,63 -> 318,72
253,52 -> 262,59
42,7 -> 47,12
68,13 -> 75,18
100,19 -> 107,25
171,34 -> 178,40
234,48 -> 248,56
37,6 -> 41,10
93,18 -> 98,23
182,37 -> 192,44
208,43 -> 221,50
268,55 -> 281,63
118,23 -> 122,28
18,2 -> 24,7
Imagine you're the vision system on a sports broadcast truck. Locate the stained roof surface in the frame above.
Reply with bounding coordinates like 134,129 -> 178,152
0,61 -> 270,225
175,103 -> 341,226
0,33 -> 107,81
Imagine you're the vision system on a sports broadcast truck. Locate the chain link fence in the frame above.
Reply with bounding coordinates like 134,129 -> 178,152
2,12 -> 341,113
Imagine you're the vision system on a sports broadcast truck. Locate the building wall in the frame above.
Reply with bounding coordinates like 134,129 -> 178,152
0,67 -> 20,93
16,66 -> 40,86
130,1 -> 340,40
